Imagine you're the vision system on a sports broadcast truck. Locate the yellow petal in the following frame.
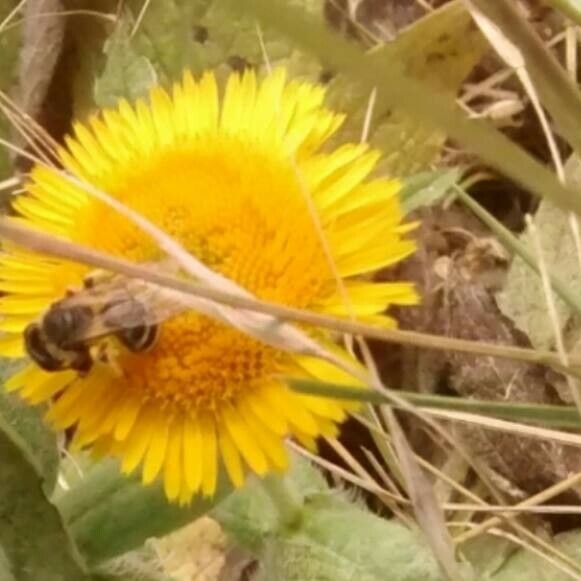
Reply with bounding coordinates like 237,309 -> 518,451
262,382 -> 319,436
164,422 -> 183,501
113,397 -> 141,441
4,364 -> 35,392
200,415 -> 217,496
0,334 -> 25,357
338,240 -> 416,277
183,417 -> 203,493
218,421 -> 245,488
22,370 -> 76,404
142,412 -> 169,484
245,391 -> 288,436
238,404 -> 288,470
222,406 -> 268,475
120,407 -> 155,474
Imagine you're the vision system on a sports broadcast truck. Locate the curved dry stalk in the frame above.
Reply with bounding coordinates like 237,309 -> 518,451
0,217 -> 576,373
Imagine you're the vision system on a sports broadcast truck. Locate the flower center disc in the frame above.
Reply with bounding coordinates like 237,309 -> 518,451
76,138 -> 330,413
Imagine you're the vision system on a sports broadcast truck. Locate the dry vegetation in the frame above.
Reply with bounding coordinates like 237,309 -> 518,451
3,0 -> 581,580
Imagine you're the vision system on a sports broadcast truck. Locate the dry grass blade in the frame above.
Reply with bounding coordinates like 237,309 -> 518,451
388,412 -> 461,581
424,408 -> 581,448
0,217 -> 575,372
457,472 -> 581,544
466,0 -> 581,158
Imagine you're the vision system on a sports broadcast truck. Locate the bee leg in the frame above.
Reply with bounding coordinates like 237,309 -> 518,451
92,342 -> 123,377
71,347 -> 93,377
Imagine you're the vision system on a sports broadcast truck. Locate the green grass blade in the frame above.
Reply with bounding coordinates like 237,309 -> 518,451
289,379 -> 581,429
228,0 -> 581,216
454,184 -> 581,317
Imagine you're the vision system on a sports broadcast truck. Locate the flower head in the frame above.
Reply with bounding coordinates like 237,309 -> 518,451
0,69 -> 417,502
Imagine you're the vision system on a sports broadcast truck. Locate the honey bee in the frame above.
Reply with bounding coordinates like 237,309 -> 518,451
24,271 -> 163,375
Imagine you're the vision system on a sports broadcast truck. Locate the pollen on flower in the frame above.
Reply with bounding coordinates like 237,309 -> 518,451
0,68 -> 419,502
122,316 -> 282,414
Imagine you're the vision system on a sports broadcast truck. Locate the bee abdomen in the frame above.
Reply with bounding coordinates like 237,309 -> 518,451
101,298 -> 158,352
116,324 -> 159,352
24,323 -> 93,374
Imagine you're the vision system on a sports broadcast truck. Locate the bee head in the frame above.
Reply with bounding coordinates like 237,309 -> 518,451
43,304 -> 93,347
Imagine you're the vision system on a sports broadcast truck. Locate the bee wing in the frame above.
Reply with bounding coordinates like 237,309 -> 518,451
55,279 -> 191,343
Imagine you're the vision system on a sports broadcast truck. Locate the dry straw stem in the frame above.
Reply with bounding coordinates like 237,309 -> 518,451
0,218 -> 576,374
456,472 -> 581,544
467,0 -> 581,158
356,416 -> 581,516
231,0 -> 581,217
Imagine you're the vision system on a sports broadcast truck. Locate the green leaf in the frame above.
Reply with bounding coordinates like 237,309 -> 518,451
94,0 -> 326,109
459,534 -> 515,579
454,185 -> 581,318
263,494 -> 448,581
91,546 -> 172,581
124,0 -> 201,82
214,454 -> 328,551
400,169 -> 460,215
491,529 -> 581,580
192,0 -> 325,79
215,457 -> 451,581
0,359 -> 60,494
496,155 -> 581,349
94,22 -> 158,108
58,458 -> 233,565
0,414 -> 88,580
327,1 -> 488,176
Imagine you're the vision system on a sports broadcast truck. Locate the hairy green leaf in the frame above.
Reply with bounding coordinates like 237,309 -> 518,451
259,494 -> 447,581
214,454 -> 328,551
59,459 -> 232,565
491,529 -> 581,580
0,359 -> 59,494
94,22 -> 157,108
94,0 -> 326,109
0,415 -> 88,580
496,155 -> 581,350
124,0 -> 201,82
216,457 -> 450,581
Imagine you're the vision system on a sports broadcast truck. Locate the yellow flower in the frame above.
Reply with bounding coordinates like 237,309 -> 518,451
0,69 -> 417,503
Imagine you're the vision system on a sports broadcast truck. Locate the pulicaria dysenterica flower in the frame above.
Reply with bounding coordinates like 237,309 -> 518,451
0,69 -> 417,503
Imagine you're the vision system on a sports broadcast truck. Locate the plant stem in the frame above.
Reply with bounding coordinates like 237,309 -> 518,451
260,475 -> 303,530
